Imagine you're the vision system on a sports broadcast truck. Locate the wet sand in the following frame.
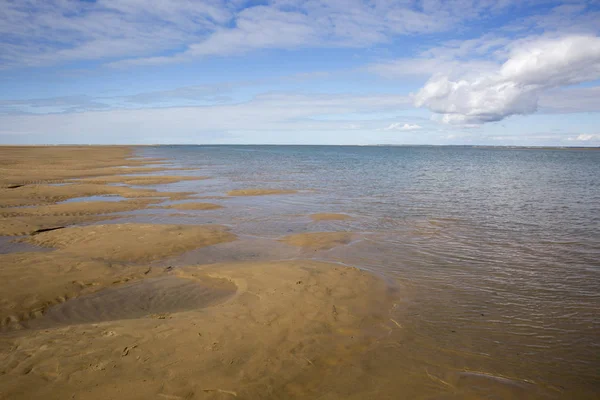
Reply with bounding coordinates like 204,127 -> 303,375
280,231 -> 354,251
310,213 -> 351,221
0,146 -> 397,399
22,223 -> 236,263
0,260 -> 394,399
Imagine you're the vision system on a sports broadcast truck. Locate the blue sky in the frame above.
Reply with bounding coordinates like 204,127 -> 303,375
1,0 -> 599,145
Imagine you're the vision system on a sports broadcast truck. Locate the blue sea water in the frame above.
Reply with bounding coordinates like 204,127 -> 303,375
133,145 -> 600,398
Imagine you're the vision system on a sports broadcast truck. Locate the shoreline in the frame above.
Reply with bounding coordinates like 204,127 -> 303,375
0,146 -> 399,399
2,145 -> 596,399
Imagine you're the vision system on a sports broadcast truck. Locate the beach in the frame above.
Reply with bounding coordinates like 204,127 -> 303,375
0,145 -> 598,399
0,146 -> 398,399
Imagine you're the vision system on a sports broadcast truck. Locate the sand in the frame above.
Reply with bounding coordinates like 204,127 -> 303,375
227,188 -> 298,196
0,183 -> 194,208
0,146 -> 400,400
0,146 -> 205,237
0,199 -> 159,217
0,251 -> 163,328
23,223 -> 236,263
0,260 -> 395,399
0,199 -> 158,236
310,213 -> 351,221
0,214 -> 122,236
1,223 -> 236,328
0,146 -> 165,187
30,275 -> 237,328
280,231 -> 354,251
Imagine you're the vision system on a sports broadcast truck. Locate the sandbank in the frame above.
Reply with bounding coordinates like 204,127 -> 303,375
280,231 -> 354,250
22,223 -> 236,263
310,213 -> 351,221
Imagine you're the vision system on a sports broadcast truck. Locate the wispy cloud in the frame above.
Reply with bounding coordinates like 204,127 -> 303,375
568,134 -> 600,142
0,84 -> 236,115
0,91 -> 412,141
382,123 -> 422,131
0,0 -> 517,68
0,95 -> 111,115
367,34 -> 508,79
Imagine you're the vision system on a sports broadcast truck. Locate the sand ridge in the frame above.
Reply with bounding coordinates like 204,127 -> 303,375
22,223 -> 237,263
0,183 -> 195,208
0,199 -> 160,218
0,214 -> 123,236
0,183 -> 197,235
310,213 -> 352,221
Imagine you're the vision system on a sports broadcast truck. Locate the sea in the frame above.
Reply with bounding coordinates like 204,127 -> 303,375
131,145 -> 600,399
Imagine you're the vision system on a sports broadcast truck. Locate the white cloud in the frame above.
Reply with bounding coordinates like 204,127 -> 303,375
383,123 -> 422,131
414,35 -> 600,124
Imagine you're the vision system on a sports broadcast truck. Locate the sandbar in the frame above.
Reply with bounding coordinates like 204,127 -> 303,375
0,184 -> 194,208
23,223 -> 236,263
280,231 -> 354,250
1,199 -> 159,217
310,213 -> 351,221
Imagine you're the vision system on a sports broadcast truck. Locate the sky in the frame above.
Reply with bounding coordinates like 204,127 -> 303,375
1,0 -> 600,146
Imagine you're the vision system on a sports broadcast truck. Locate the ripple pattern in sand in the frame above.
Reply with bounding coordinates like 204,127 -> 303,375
28,276 -> 236,328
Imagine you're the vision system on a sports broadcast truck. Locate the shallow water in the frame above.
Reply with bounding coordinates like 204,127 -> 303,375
0,236 -> 49,254
131,145 -> 599,398
29,276 -> 236,329
58,194 -> 128,203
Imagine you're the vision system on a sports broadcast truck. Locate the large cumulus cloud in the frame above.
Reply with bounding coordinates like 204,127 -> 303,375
414,36 -> 600,124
